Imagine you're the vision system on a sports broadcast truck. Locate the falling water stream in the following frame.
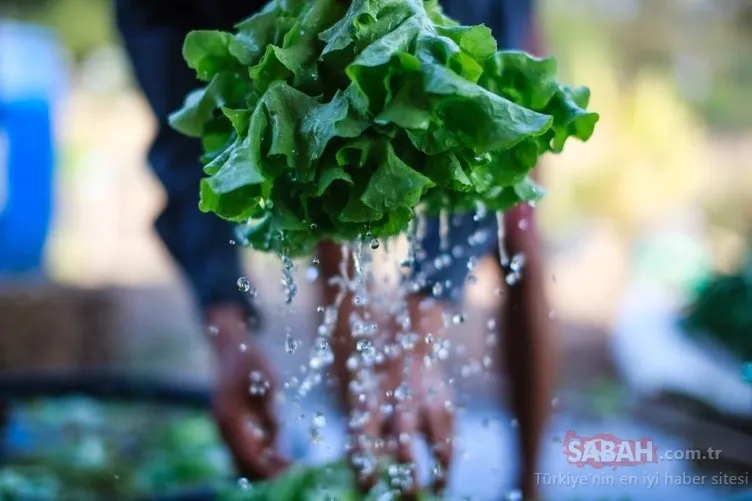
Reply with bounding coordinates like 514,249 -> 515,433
232,205 -> 534,498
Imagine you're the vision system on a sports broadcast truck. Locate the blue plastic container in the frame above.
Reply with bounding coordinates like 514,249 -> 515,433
0,21 -> 65,275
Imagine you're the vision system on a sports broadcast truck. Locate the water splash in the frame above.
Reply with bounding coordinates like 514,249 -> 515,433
280,255 -> 298,304
285,329 -> 300,354
504,252 -> 526,286
474,201 -> 488,221
496,212 -> 509,268
309,410 -> 326,445
439,209 -> 450,251
249,371 -> 270,396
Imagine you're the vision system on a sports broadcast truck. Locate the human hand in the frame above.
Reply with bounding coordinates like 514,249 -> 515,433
332,301 -> 455,499
205,305 -> 291,481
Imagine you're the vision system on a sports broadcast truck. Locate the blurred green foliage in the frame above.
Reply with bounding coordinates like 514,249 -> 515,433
681,254 -> 752,361
0,398 -> 232,500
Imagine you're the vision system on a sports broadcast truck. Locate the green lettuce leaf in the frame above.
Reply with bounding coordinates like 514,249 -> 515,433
170,0 -> 599,256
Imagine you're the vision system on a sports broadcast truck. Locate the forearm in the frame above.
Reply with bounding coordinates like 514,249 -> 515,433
118,3 -> 258,325
501,11 -> 555,488
500,203 -> 557,496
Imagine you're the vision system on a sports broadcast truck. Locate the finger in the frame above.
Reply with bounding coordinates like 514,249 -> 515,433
213,400 -> 287,480
383,403 -> 420,499
346,373 -> 382,493
254,396 -> 293,475
347,414 -> 381,492
421,398 -> 455,494
256,392 -> 282,445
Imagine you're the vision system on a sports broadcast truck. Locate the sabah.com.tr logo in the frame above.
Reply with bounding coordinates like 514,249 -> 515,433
562,432 -> 723,469
563,432 -> 659,469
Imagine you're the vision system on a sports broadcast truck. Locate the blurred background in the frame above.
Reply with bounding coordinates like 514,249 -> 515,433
0,0 -> 750,500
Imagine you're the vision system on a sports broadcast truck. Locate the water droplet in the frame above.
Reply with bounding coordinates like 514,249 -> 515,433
348,410 -> 371,430
346,356 -> 359,371
312,256 -> 320,265
431,460 -> 445,481
249,371 -> 270,396
551,397 -> 560,408
388,462 -> 415,491
505,489 -> 523,501
394,382 -> 411,401
482,355 -> 493,369
309,338 -> 334,370
316,305 -> 325,313
432,282 -> 444,297
486,318 -> 496,330
466,274 -> 478,285
356,339 -> 376,363
369,238 -> 380,250
399,332 -> 419,351
229,239 -> 236,246
452,313 -> 465,325
237,277 -> 251,293
280,256 -> 298,304
312,411 -> 326,428
439,209 -> 450,251
306,266 -> 319,282
434,339 -> 451,360
207,325 -> 219,336
510,252 -> 526,272
308,425 -> 323,445
285,333 -> 299,354
238,477 -> 251,490
239,343 -> 247,352
466,256 -> 479,271
310,223 -> 318,231
518,219 -> 529,231
351,451 -> 377,477
379,403 -> 394,417
440,254 -> 452,267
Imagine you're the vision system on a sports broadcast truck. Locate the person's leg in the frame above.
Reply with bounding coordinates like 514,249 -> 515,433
498,203 -> 557,500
